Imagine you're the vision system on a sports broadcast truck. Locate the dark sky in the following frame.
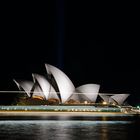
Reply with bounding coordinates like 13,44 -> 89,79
0,1 -> 139,105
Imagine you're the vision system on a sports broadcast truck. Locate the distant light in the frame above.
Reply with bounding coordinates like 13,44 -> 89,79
32,95 -> 44,100
102,101 -> 107,105
124,111 -> 127,114
137,106 -> 140,109
84,101 -> 88,104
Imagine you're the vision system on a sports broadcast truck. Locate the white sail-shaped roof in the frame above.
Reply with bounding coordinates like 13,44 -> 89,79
99,94 -> 110,103
45,64 -> 75,103
109,97 -> 117,104
32,84 -> 45,99
32,74 -> 59,100
76,84 -> 100,102
111,94 -> 130,105
13,79 -> 33,97
68,92 -> 91,102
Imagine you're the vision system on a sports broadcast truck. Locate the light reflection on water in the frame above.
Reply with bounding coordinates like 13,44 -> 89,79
0,120 -> 139,140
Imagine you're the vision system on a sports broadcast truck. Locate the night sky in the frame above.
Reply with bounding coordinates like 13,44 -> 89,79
0,1 -> 139,105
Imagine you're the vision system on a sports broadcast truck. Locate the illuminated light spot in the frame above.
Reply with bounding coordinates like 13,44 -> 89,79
84,101 -> 88,104
137,106 -> 140,109
102,101 -> 107,105
112,103 -> 116,105
124,111 -> 127,113
32,95 -> 44,100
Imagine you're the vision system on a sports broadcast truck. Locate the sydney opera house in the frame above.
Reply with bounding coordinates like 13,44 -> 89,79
13,64 -> 130,106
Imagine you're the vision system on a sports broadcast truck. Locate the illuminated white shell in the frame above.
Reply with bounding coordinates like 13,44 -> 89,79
32,74 -> 59,100
111,94 -> 130,105
76,84 -> 100,102
13,79 -> 33,97
45,64 -> 75,103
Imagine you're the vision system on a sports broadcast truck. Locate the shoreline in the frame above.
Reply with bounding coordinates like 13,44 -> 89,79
0,105 -> 139,120
0,111 -> 139,117
0,111 -> 139,121
0,111 -> 129,115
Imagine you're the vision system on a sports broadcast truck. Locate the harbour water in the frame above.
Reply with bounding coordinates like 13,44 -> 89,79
0,116 -> 140,140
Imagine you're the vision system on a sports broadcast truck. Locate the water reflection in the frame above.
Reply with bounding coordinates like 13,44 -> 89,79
0,120 -> 139,140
